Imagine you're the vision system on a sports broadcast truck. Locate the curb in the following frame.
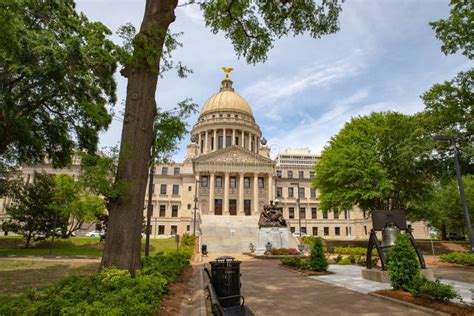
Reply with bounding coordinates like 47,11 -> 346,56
368,292 -> 449,315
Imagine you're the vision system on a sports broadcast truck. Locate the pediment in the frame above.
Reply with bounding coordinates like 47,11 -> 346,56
193,145 -> 274,165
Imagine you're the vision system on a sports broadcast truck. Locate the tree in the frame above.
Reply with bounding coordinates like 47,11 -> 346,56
308,237 -> 328,271
104,0 -> 344,274
388,233 -> 420,291
312,112 -> 433,216
5,174 -> 67,247
0,0 -> 118,167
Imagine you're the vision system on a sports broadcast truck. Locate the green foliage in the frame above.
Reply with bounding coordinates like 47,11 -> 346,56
281,256 -> 304,268
308,237 -> 328,271
440,251 -> 474,266
408,273 -> 429,297
313,112 -> 433,215
0,0 -> 119,167
180,233 -> 196,248
0,251 -> 190,315
200,0 -> 342,64
387,234 -> 420,290
333,247 -> 366,256
420,279 -> 460,302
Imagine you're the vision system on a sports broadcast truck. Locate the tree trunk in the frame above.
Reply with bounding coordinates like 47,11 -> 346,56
441,222 -> 447,240
100,0 -> 178,275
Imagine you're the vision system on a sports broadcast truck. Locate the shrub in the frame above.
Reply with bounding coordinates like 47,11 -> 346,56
333,247 -> 366,256
281,256 -> 302,267
387,233 -> 420,291
439,252 -> 474,266
338,257 -> 351,265
334,254 -> 343,263
308,237 -> 328,271
420,280 -> 460,302
407,273 -> 428,297
271,248 -> 300,255
180,233 -> 196,248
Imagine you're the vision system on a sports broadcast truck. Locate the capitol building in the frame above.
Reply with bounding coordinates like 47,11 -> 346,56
0,70 -> 429,250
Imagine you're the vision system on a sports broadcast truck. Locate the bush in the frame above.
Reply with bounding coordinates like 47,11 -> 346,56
308,237 -> 328,271
180,233 -> 196,248
333,247 -> 366,256
0,251 -> 191,315
338,257 -> 351,265
281,256 -> 302,267
439,252 -> 474,266
420,280 -> 460,302
271,248 -> 300,255
387,233 -> 420,291
334,254 -> 343,263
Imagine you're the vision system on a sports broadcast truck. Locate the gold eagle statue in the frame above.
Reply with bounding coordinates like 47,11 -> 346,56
222,67 -> 234,79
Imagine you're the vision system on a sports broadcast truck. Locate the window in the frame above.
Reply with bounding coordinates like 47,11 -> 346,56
346,227 -> 352,236
288,187 -> 294,198
235,136 -> 239,145
299,187 -> 305,198
312,227 -> 318,236
311,208 -> 317,219
244,177 -> 250,188
158,225 -> 165,235
226,135 -> 232,146
300,207 -> 306,219
172,184 -> 179,195
276,187 -> 282,197
276,170 -> 282,178
211,137 -> 214,150
301,227 -> 307,234
299,171 -> 304,179
170,225 -> 177,235
335,227 -> 340,236
215,199 -> 223,215
258,177 -> 264,188
289,207 -> 295,219
187,225 -> 190,232
290,227 -> 295,233
218,136 -> 223,149
159,205 -> 166,217
230,177 -> 236,188
174,168 -> 180,176
324,227 -> 329,236
172,205 -> 178,217
309,171 -> 315,178
244,200 -> 251,216
344,209 -> 350,219
216,176 -> 222,187
323,211 -> 328,219
333,209 -> 340,219
310,188 -> 316,198
160,184 -> 167,195
188,186 -> 192,192
162,167 -> 168,175
187,204 -> 191,210
201,140 -> 204,152
287,171 -> 293,178
201,176 -> 209,187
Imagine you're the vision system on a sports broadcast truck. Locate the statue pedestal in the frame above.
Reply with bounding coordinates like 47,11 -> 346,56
255,227 -> 292,255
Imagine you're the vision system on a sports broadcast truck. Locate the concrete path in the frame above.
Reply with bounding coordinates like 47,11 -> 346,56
240,260 -> 431,315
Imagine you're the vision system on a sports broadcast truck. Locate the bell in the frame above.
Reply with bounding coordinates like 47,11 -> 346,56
381,223 -> 400,249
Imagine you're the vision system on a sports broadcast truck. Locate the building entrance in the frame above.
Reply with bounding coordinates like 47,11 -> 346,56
215,199 -> 223,215
229,199 -> 237,215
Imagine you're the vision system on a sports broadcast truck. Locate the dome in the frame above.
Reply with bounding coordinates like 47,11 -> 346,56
200,88 -> 254,117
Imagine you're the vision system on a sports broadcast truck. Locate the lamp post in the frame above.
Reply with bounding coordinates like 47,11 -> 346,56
290,182 -> 302,240
433,135 -> 473,252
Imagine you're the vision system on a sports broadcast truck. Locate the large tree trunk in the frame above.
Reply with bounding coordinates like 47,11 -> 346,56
101,0 -> 178,275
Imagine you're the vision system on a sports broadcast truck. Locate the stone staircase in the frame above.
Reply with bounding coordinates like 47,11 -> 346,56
200,215 -> 259,253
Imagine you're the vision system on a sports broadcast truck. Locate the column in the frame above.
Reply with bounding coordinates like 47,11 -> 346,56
232,129 -> 236,145
267,173 -> 273,202
253,173 -> 259,214
213,129 -> 217,151
204,130 -> 209,153
256,136 -> 259,154
198,133 -> 202,153
223,129 -> 227,148
238,172 -> 244,214
209,172 -> 215,214
248,133 -> 252,150
241,131 -> 245,148
224,173 -> 229,214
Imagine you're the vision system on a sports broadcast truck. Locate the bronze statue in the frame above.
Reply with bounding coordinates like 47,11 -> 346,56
258,201 -> 286,228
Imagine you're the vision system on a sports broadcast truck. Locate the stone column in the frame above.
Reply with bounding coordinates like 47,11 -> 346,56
238,172 -> 244,214
267,173 -> 273,202
248,133 -> 252,151
213,129 -> 217,151
223,129 -> 227,148
232,129 -> 236,145
241,130 -> 245,148
256,136 -> 259,153
198,133 -> 202,153
204,130 -> 208,153
209,172 -> 215,214
253,173 -> 259,214
224,173 -> 229,214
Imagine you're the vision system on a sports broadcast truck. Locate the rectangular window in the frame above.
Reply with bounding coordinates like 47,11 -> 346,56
310,188 -> 316,198
299,187 -> 305,198
244,200 -> 251,216
188,186 -> 192,192
324,227 -> 329,236
323,211 -> 328,219
258,177 -> 264,188
211,137 -> 214,150
300,207 -> 306,219
187,204 -> 191,210
310,171 -> 315,178
226,135 -> 232,147
158,225 -> 165,235
289,207 -> 295,219
288,171 -> 293,178
290,227 -> 295,233
334,209 -> 340,219
215,199 -> 223,215
299,171 -> 304,179
235,136 -> 239,145
244,177 -> 250,188
288,187 -> 294,198
201,140 -> 204,153
172,205 -> 178,217
187,225 -> 190,232
301,227 -> 307,234
216,176 -> 222,187
218,136 -> 223,149
276,170 -> 282,178
312,227 -> 318,236
346,227 -> 352,236
162,167 -> 168,175
335,227 -> 340,236
344,209 -> 350,219
311,208 -> 317,219
201,176 -> 209,187
230,177 -> 236,188
229,199 -> 237,215
276,187 -> 282,197
170,225 -> 177,235
159,205 -> 166,217
160,184 -> 167,195
173,168 -> 180,176
172,184 -> 179,195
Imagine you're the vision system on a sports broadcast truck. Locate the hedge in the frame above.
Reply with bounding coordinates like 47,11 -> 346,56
439,251 -> 474,266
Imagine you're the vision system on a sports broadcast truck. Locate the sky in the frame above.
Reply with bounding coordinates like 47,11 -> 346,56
76,0 -> 471,160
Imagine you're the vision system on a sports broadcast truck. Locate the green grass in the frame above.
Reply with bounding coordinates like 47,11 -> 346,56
0,236 -> 179,257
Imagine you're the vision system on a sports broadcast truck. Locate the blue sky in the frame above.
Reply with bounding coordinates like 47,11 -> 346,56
76,0 -> 470,160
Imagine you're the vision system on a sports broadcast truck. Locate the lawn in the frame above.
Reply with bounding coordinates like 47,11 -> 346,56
0,236 -> 178,257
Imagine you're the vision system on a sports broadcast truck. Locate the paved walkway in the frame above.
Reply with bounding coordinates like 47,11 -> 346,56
240,260 -> 431,315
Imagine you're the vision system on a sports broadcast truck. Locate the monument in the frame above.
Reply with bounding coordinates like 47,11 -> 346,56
255,201 -> 297,255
